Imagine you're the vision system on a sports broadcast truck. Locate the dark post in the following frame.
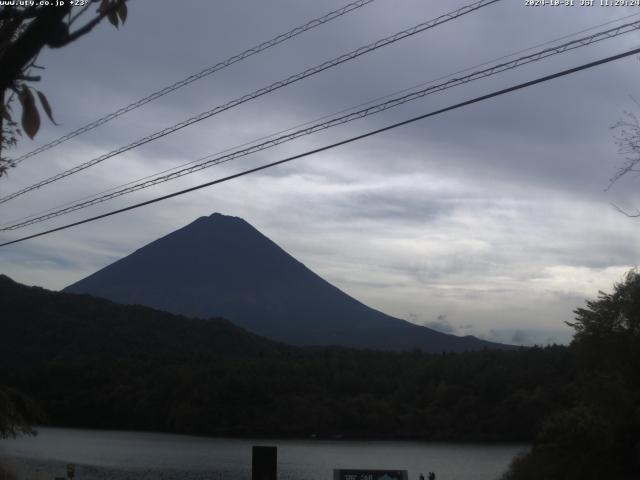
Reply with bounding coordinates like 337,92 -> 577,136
252,446 -> 277,480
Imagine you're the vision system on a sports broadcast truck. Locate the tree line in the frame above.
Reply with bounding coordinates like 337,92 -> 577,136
1,272 -> 639,478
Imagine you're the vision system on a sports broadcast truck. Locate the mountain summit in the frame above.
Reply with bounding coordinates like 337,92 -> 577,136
65,213 -> 511,352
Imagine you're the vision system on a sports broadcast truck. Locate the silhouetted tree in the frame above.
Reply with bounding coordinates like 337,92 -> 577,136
0,0 -> 128,177
502,270 -> 640,479
0,1 -> 128,434
569,268 -> 640,375
0,387 -> 43,439
571,269 -> 640,335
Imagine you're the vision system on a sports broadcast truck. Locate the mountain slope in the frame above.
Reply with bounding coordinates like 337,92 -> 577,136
65,213 -> 513,352
0,277 -> 568,441
0,274 -> 282,367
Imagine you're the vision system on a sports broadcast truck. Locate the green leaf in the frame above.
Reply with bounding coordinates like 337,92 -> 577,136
107,7 -> 119,28
117,1 -> 127,24
18,87 -> 40,140
35,90 -> 58,125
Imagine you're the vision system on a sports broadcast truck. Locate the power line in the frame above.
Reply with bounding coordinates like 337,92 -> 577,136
7,10 -> 638,230
10,0 -> 377,166
4,18 -> 636,230
2,46 -> 638,248
4,18 -> 639,231
0,0 -> 501,206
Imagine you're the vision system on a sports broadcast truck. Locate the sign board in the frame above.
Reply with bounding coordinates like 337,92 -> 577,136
252,445 -> 277,480
334,469 -> 408,480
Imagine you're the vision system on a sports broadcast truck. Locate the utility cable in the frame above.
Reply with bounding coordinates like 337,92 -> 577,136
1,45 -> 638,248
3,18 -> 638,231
6,10 -> 638,229
10,0 -> 377,165
0,0 -> 501,206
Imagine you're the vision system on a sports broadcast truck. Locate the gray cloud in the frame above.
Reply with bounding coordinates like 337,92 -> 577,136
423,314 -> 457,335
511,330 -> 529,345
2,0 -> 640,343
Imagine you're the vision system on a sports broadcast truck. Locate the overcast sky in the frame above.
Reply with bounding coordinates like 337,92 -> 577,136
2,0 -> 640,345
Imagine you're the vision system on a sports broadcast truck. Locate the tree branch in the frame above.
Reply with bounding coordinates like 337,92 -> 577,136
62,13 -> 107,45
611,202 -> 640,218
17,75 -> 41,82
0,5 -> 71,92
62,0 -> 127,46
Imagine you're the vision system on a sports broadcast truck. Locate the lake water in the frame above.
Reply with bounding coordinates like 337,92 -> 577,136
0,428 -> 526,480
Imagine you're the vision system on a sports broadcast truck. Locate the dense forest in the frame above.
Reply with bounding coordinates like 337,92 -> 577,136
1,274 -> 570,441
1,272 -> 639,478
5,345 -> 573,441
501,270 -> 640,480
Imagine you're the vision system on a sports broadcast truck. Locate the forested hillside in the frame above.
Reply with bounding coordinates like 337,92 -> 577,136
502,271 -> 640,480
2,274 -> 568,441
4,271 -> 639,479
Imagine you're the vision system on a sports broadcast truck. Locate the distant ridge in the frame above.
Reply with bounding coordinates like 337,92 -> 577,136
65,213 -> 514,352
0,273 -> 283,365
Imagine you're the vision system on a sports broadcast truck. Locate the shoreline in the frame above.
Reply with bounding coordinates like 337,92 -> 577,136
0,428 -> 527,480
24,425 -> 533,446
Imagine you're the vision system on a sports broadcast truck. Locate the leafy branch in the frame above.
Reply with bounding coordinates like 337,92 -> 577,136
0,0 -> 129,178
